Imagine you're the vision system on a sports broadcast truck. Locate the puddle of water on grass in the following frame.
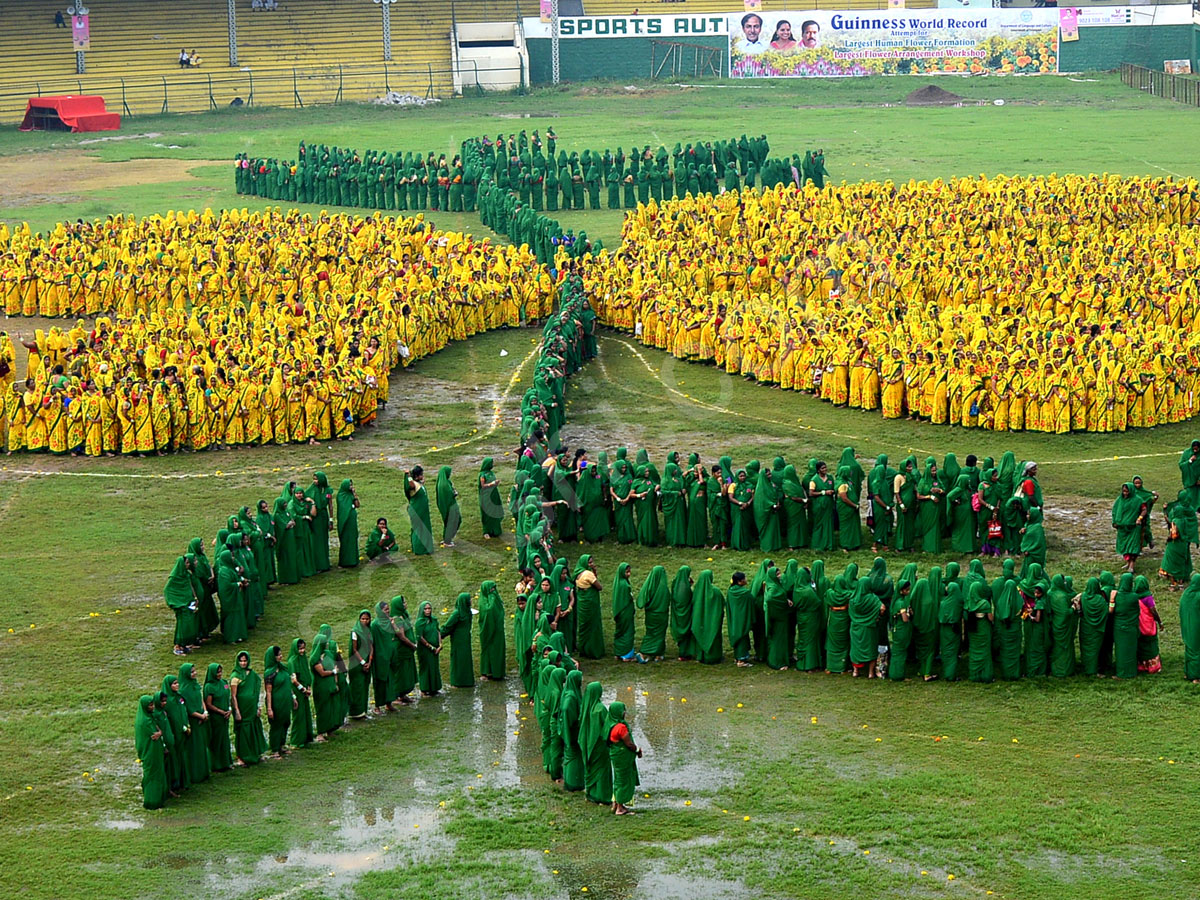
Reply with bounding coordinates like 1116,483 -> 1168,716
549,856 -> 746,900
100,818 -> 143,830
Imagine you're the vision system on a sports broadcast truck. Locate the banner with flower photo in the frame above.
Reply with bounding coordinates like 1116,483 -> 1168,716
728,9 -> 1059,78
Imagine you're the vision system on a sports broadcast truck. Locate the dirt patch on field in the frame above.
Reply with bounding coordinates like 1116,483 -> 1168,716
905,84 -> 965,107
0,151 -> 225,208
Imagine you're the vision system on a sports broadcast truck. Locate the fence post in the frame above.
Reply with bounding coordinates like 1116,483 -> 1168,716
293,68 -> 303,107
336,64 -> 343,104
427,63 -> 434,99
161,76 -> 169,114
121,78 -> 131,117
248,70 -> 254,107
384,61 -> 390,94
208,74 -> 217,110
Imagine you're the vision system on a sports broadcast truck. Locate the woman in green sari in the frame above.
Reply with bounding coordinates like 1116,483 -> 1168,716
434,465 -> 462,547
789,567 -> 821,671
685,454 -> 709,548
188,537 -> 219,638
1108,573 -> 1140,678
365,517 -> 398,560
177,663 -> 210,783
309,634 -> 339,739
545,667 -> 566,781
1161,490 -> 1196,587
203,662 -> 233,770
1111,483 -> 1145,572
848,577 -> 884,677
348,610 -> 374,718
914,458 -> 943,554
1134,575 -> 1162,671
891,457 -> 917,552
404,467 -> 435,555
707,464 -> 730,549
690,569 -> 724,664
606,701 -> 641,815
753,466 -> 783,553
1018,564 -> 1049,676
336,479 -> 360,567
578,461 -> 609,543
669,565 -> 697,660
254,499 -> 278,585
824,563 -> 856,673
779,464 -> 808,550
441,591 -> 476,688
216,548 -> 248,644
964,583 -> 994,683
573,557 -> 605,660
478,457 -> 504,538
264,645 -> 295,757
560,670 -> 585,792
165,555 -> 200,655
907,565 -> 939,680
230,650 -> 266,765
888,572 -> 915,681
1180,573 -> 1200,682
415,600 -> 444,695
632,465 -> 660,547
306,471 -> 333,573
288,486 -> 317,577
726,571 -> 753,666
271,497 -> 300,584
1047,574 -> 1078,677
762,565 -> 792,670
135,694 -> 168,810
728,468 -> 754,551
808,462 -> 836,552
391,597 -> 419,701
152,692 -> 178,795
611,563 -> 637,661
1020,507 -> 1047,570
868,454 -> 896,551
229,531 -> 262,627
611,461 -> 637,544
636,564 -> 671,660
945,474 -> 977,555
579,681 -> 612,803
937,582 -> 964,681
287,639 -> 316,745
661,463 -> 688,548
238,505 -> 270,591
835,464 -> 863,552
477,580 -> 507,679
1077,578 -> 1109,677
368,602 -> 397,709
993,570 -> 1023,680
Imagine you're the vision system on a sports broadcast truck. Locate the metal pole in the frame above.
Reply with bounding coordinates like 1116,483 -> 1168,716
382,1 -> 392,62
228,0 -> 238,66
551,0 -> 560,84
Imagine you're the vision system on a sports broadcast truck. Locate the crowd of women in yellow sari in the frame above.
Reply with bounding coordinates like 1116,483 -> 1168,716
0,208 -> 554,454
585,174 -> 1200,433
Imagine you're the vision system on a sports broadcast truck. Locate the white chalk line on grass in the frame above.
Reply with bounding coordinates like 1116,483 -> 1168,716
0,346 -> 540,482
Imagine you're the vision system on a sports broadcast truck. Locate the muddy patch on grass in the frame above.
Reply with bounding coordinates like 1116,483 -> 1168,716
0,152 -> 225,208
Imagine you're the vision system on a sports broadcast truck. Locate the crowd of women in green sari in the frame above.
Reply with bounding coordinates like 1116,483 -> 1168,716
1111,459 -> 1199,587
162,472 -> 378,653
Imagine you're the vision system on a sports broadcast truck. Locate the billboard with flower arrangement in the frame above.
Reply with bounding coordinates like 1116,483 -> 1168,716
728,9 -> 1059,78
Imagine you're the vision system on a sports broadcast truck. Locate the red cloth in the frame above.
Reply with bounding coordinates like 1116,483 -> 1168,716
608,722 -> 629,743
19,95 -> 120,132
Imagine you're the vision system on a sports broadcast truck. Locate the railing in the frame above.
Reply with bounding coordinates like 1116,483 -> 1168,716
1120,62 -> 1200,107
0,61 -> 526,122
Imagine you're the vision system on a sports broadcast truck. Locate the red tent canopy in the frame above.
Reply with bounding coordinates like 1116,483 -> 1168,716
19,95 -> 120,132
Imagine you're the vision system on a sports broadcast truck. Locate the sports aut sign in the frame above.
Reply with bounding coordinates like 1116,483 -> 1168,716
525,15 -> 728,38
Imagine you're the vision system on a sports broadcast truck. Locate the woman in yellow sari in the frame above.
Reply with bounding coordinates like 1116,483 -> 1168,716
83,388 -> 103,456
881,348 -> 904,419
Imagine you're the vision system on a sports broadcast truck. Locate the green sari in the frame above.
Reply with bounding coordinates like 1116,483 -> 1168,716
606,701 -> 640,805
560,670 -> 585,792
611,563 -> 636,658
661,463 -> 688,548
203,662 -> 234,769
964,583 -> 994,682
763,566 -> 792,669
287,639 -> 316,746
1020,507 -> 1047,567
435,466 -> 462,544
306,472 -> 333,573
407,477 -> 435,555
135,695 -> 167,809
579,681 -> 613,803
792,569 -> 823,671
636,565 -> 670,657
690,569 -> 724,664
938,583 -> 964,681
754,467 -> 783,553
848,578 -> 881,668
264,646 -> 293,751
231,652 -> 266,764
915,460 -> 942,554
478,580 -> 507,679
573,557 -> 606,660
1078,577 -> 1109,677
945,473 -> 977,554
1111,573 -> 1139,678
1180,573 -> 1200,681
415,601 -> 444,693
392,597 -> 419,698
164,555 -> 200,649
441,591 -> 475,688
177,662 -> 210,782
808,470 -> 835,552
272,497 -> 299,584
336,479 -> 359,567
633,465 -> 660,547
835,465 -> 863,551
478,457 -> 504,538
669,565 -> 697,659
888,576 -> 914,681
1112,483 -> 1144,558
349,611 -> 373,717
1047,574 -> 1078,677
993,576 -> 1024,680
909,566 -> 941,677
824,564 -> 857,673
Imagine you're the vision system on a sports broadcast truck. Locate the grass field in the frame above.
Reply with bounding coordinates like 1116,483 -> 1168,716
2,76 -> 1200,900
